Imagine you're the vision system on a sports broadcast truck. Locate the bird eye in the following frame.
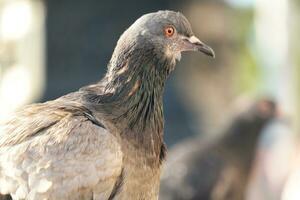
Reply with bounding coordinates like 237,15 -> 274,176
164,26 -> 175,37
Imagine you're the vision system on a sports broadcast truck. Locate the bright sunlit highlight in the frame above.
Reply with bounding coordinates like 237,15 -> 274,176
282,169 -> 300,200
0,65 -> 32,121
0,0 -> 32,40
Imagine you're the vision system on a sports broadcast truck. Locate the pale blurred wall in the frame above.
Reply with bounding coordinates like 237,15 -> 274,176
0,0 -> 45,121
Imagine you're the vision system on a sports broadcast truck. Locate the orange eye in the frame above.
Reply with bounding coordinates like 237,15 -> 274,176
164,26 -> 175,37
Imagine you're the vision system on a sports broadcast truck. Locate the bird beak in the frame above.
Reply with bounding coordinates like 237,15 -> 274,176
181,35 -> 215,58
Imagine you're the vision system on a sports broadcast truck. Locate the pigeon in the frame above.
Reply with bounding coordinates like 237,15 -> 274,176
160,99 -> 276,200
0,10 -> 214,200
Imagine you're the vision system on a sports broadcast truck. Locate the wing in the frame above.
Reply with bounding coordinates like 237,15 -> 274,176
0,102 -> 123,200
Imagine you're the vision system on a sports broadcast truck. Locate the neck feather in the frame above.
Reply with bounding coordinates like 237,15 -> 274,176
83,44 -> 174,137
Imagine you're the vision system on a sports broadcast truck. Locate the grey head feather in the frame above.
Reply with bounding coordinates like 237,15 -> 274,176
108,10 -> 194,71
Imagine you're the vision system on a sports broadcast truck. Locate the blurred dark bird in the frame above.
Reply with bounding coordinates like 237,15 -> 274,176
0,195 -> 11,200
160,99 -> 276,200
0,10 -> 214,200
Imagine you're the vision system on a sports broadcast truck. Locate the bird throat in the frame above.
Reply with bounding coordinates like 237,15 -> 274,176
106,52 -> 172,130
84,46 -> 174,160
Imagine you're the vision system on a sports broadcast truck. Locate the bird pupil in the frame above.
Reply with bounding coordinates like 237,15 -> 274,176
164,27 -> 174,37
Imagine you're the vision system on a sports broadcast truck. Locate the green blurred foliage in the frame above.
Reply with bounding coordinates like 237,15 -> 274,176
230,7 -> 261,95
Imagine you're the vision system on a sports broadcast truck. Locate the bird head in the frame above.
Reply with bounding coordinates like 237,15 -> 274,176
90,11 -> 215,130
109,10 -> 214,74
100,10 -> 215,112
133,10 -> 215,60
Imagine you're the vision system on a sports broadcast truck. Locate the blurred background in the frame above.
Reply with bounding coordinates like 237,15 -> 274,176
0,0 -> 299,199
